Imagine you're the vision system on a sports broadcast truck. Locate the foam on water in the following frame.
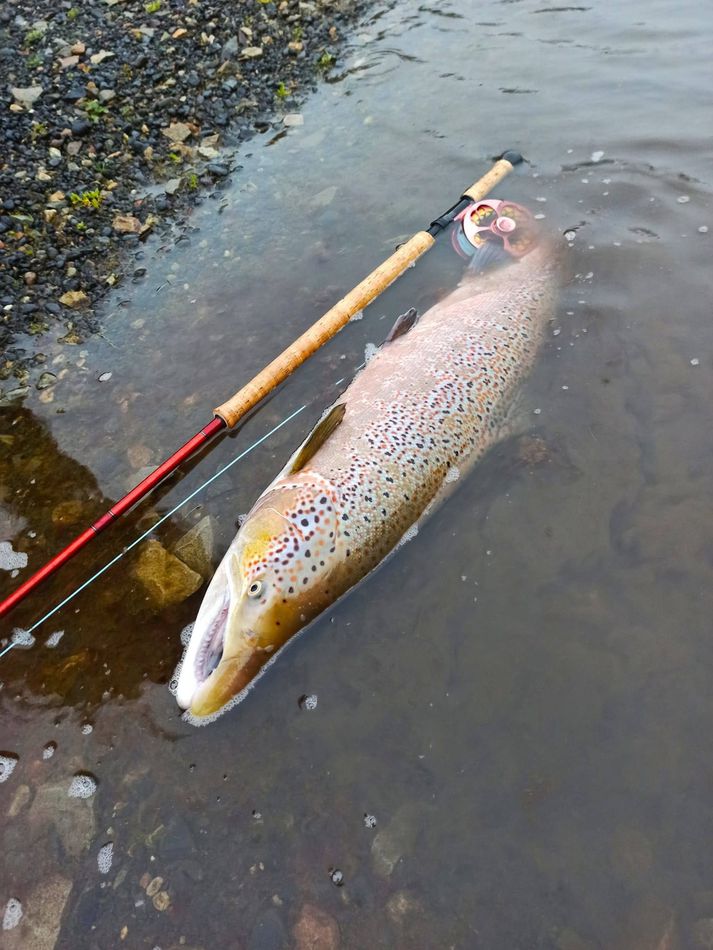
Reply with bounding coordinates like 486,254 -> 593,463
180,622 -> 194,647
2,898 -> 22,931
0,754 -> 19,783
444,465 -> 460,484
364,342 -> 379,364
397,523 -> 419,549
45,630 -> 64,648
97,842 -> 114,874
42,741 -> 57,760
0,541 -> 28,572
11,628 -> 35,649
181,646 -> 283,727
68,772 -> 98,799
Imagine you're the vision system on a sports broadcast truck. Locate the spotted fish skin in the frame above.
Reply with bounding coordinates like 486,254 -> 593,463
177,241 -> 558,716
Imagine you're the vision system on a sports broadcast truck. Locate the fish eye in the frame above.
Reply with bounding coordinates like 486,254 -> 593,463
247,580 -> 263,598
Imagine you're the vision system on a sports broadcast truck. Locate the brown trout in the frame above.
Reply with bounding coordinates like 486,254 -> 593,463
176,235 -> 558,717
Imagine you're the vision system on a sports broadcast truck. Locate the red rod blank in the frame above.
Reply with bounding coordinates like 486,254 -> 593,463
0,416 -> 225,620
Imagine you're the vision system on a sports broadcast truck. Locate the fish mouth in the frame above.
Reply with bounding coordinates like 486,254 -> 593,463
175,578 -> 230,710
187,650 -> 266,718
175,565 -> 266,717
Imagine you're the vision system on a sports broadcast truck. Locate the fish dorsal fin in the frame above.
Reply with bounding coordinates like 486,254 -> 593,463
385,307 -> 419,343
287,403 -> 346,474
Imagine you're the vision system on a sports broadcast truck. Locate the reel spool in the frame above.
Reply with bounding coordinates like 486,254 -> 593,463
451,198 -> 538,270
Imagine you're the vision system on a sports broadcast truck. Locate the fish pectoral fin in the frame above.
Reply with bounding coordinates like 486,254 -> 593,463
385,307 -> 419,343
287,403 -> 346,474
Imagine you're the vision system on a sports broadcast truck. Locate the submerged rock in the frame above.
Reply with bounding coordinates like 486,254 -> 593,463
1,874 -> 72,950
132,539 -> 203,608
371,807 -> 421,878
28,778 -> 96,859
293,903 -> 340,950
172,516 -> 217,580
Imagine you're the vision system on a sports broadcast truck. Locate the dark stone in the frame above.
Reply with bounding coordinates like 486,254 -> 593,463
70,119 -> 91,136
248,908 -> 287,950
64,85 -> 86,102
206,162 -> 229,177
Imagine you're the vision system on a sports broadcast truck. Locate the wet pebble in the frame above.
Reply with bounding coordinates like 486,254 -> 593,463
293,904 -> 340,950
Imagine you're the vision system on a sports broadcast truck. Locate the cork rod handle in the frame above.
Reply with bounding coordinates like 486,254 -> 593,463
214,154 -> 520,428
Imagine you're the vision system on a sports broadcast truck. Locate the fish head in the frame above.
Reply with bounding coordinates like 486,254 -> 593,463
175,474 -> 342,717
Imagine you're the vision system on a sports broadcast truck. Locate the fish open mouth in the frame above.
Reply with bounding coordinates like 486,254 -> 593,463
175,584 -> 229,709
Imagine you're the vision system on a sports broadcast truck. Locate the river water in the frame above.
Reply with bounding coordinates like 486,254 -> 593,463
2,0 -> 713,947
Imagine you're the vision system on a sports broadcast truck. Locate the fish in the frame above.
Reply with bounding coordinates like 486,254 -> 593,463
176,233 -> 558,717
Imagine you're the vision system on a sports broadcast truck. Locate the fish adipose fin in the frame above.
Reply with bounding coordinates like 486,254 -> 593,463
385,307 -> 419,343
287,403 -> 346,474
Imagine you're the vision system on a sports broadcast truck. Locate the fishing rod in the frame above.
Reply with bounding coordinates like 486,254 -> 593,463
0,150 -> 523,621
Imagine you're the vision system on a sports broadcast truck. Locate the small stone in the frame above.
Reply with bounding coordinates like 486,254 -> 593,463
172,28 -> 188,38
59,289 -> 89,308
132,539 -> 203,608
386,890 -> 421,925
127,443 -> 153,468
7,784 -> 31,818
283,113 -> 304,127
293,903 -> 340,950
59,55 -> 80,69
71,118 -> 91,136
146,876 -> 164,898
70,41 -> 86,55
98,371 -> 112,382
162,121 -> 192,143
112,214 -> 142,234
152,890 -> 171,912
24,271 -> 37,286
241,46 -> 263,58
90,50 -> 114,64
11,85 -> 44,107
37,372 -> 57,391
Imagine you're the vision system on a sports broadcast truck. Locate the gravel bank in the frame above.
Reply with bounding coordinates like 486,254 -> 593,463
0,0 -> 369,394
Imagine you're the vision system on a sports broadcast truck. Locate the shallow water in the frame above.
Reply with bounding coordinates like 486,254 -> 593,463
2,0 -> 713,946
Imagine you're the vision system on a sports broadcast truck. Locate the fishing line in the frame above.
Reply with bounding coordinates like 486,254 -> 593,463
0,404 -> 307,659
